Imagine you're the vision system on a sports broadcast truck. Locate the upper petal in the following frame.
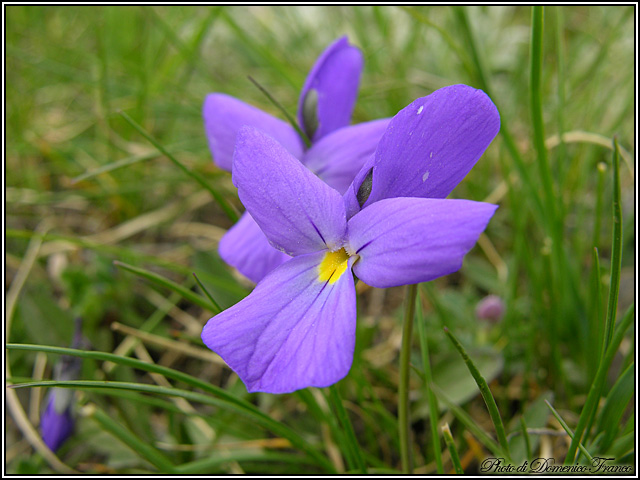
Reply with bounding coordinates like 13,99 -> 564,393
201,251 -> 357,394
297,36 -> 364,142
232,126 -> 347,256
303,118 -> 391,195
355,85 -> 500,210
219,212 -> 290,283
203,93 -> 304,171
348,197 -> 498,288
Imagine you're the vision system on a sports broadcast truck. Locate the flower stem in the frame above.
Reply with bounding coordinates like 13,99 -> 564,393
399,283 -> 417,473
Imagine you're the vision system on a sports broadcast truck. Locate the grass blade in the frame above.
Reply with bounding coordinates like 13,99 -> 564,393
430,383 -> 502,456
603,138 -> 623,351
564,304 -> 634,464
176,451 -> 318,474
442,423 -> 464,474
91,404 -> 177,472
544,400 -> 593,462
192,272 -> 222,313
118,110 -> 238,222
595,362 -> 634,452
509,391 -> 553,463
593,161 -> 607,250
452,6 -> 545,222
530,6 -> 557,229
415,293 -> 444,473
398,7 -> 474,80
520,417 -> 532,461
5,344 -> 334,472
443,327 -> 511,459
114,260 -> 217,313
554,6 -> 567,181
327,386 -> 367,474
588,248 -> 603,382
247,76 -> 310,148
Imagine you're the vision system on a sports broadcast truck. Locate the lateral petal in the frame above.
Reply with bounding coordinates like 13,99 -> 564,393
201,252 -> 357,394
219,212 -> 290,283
203,93 -> 304,171
348,197 -> 498,288
297,36 -> 363,142
232,126 -> 347,256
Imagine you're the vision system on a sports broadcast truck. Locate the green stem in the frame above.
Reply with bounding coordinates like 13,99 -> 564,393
415,292 -> 444,473
399,284 -> 417,473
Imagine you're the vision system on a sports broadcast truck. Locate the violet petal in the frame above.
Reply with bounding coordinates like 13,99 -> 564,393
303,118 -> 390,195
348,197 -> 498,288
297,37 -> 363,142
203,93 -> 304,171
201,251 -> 356,393
349,85 -> 500,213
232,126 -> 347,256
219,212 -> 290,283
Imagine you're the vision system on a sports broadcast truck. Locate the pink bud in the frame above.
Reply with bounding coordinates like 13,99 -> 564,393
475,295 -> 505,323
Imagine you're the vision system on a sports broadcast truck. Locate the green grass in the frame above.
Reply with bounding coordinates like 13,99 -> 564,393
6,6 -> 635,474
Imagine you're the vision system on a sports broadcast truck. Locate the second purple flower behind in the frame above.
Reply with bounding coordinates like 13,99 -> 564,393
204,37 -> 389,283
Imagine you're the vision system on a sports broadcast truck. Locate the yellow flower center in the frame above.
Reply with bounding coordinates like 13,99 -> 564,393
318,248 -> 350,284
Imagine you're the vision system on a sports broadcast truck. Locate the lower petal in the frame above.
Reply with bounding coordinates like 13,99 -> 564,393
201,252 -> 356,394
348,197 -> 498,288
219,212 -> 290,283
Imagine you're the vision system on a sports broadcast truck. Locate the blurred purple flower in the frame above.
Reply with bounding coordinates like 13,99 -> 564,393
40,356 -> 81,451
40,318 -> 83,451
203,37 -> 390,283
201,85 -> 500,393
40,390 -> 75,452
475,295 -> 505,323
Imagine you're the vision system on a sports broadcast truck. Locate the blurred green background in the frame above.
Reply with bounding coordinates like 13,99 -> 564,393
6,5 -> 635,474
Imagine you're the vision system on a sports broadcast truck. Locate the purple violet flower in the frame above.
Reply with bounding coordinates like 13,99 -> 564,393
40,318 -> 83,451
40,355 -> 81,451
40,390 -> 75,452
201,84 -> 501,394
203,36 -> 390,283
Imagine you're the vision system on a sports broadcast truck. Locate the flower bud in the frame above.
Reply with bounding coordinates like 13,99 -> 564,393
475,295 -> 505,323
